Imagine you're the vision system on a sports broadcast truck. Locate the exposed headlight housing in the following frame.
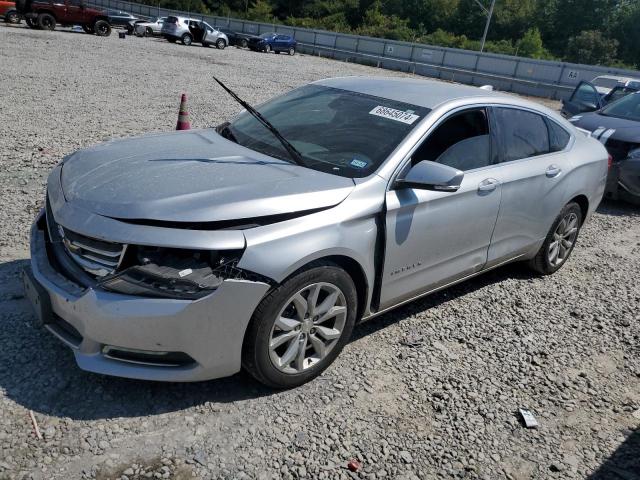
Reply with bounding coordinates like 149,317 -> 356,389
99,247 -> 246,300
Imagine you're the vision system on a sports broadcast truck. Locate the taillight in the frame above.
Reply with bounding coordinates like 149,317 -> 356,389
607,154 -> 613,169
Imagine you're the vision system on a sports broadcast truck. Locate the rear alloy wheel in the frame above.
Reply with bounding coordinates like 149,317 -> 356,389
288,46 -> 295,56
528,202 -> 583,275
243,265 -> 357,388
37,12 -> 55,30
215,38 -> 226,49
181,33 -> 192,46
5,10 -> 20,23
93,19 -> 111,36
264,44 -> 271,53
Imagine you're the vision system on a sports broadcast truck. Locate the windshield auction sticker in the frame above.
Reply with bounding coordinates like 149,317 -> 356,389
369,106 -> 420,125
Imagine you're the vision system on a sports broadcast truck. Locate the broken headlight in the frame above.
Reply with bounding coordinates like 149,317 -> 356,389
99,247 -> 244,300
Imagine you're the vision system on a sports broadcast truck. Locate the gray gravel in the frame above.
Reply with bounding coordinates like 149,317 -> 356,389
1,23 -> 639,480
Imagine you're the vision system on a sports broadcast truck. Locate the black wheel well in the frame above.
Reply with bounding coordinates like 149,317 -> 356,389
285,256 -> 368,321
94,16 -> 109,23
570,195 -> 589,222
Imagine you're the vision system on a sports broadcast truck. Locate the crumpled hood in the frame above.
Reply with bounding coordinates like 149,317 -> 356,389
572,112 -> 640,143
60,129 -> 355,223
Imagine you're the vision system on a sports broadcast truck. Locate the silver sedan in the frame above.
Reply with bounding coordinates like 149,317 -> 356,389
24,77 -> 608,388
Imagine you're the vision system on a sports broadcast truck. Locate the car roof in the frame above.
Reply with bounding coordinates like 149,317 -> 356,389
313,77 -> 510,110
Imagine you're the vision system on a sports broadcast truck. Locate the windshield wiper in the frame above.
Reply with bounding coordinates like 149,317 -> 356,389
213,76 -> 305,167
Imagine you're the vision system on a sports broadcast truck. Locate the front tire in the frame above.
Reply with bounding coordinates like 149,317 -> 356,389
37,12 -> 55,30
215,38 -> 226,49
528,202 -> 583,275
93,19 -> 111,36
288,46 -> 295,56
264,44 -> 271,53
242,264 -> 357,389
240,38 -> 248,48
181,33 -> 192,46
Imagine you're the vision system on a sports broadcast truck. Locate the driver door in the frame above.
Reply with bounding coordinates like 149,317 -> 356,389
561,81 -> 602,117
379,107 -> 502,309
65,0 -> 86,24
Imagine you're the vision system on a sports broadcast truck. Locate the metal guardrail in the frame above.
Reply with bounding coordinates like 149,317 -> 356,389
89,0 -> 640,100
296,42 -> 575,95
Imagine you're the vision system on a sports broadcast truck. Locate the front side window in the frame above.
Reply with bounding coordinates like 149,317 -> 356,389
571,82 -> 599,106
224,85 -> 430,178
493,108 -> 550,162
411,108 -> 492,171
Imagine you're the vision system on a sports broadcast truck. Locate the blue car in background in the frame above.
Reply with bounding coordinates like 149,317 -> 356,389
247,32 -> 297,55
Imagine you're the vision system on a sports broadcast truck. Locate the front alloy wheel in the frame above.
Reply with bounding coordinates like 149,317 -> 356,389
243,264 -> 357,388
269,283 -> 347,374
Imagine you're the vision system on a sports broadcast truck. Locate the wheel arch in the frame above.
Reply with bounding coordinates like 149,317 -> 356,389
569,194 -> 589,223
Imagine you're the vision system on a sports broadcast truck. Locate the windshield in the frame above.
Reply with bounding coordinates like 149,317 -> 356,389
260,32 -> 275,39
223,85 -> 430,178
600,92 -> 640,122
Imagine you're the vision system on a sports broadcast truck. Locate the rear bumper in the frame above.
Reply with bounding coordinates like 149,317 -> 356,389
27,213 -> 270,382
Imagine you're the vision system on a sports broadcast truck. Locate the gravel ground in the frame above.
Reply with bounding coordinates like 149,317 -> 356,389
1,23 -> 639,480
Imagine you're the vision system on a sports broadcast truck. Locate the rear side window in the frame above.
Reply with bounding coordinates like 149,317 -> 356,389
493,108 -> 550,162
546,119 -> 571,152
166,16 -> 179,24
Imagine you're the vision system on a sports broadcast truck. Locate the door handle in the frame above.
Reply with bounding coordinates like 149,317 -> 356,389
546,165 -> 562,177
478,178 -> 499,193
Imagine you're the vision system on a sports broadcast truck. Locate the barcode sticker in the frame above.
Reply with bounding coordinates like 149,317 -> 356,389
369,106 -> 420,125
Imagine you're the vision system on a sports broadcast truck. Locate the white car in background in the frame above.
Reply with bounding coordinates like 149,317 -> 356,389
131,16 -> 166,36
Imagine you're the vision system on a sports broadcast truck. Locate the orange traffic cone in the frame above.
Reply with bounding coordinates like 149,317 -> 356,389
176,93 -> 191,130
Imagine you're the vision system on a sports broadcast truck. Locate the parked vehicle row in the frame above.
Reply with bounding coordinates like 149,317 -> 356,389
161,15 -> 228,48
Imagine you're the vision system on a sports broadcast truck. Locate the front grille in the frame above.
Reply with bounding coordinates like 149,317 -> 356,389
45,204 -> 126,278
60,228 -> 126,278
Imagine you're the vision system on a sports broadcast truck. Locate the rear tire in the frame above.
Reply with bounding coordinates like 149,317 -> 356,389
242,264 -> 358,389
37,12 -> 55,30
181,33 -> 192,46
93,19 -> 111,36
145,26 -> 153,36
528,202 -> 583,275
288,46 -> 295,56
264,44 -> 271,53
240,38 -> 248,48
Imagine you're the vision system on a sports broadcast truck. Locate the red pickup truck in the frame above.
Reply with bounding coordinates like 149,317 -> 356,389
1,0 -> 20,23
15,0 -> 111,35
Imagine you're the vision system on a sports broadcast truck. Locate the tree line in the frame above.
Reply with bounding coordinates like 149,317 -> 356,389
144,0 -> 640,68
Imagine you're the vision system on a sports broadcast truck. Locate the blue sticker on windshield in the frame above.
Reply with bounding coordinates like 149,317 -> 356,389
350,158 -> 368,169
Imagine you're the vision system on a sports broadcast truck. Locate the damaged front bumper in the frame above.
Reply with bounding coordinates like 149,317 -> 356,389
25,213 -> 270,382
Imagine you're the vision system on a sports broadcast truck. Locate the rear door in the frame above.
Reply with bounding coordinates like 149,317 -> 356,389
486,107 -> 573,265
561,81 -> 602,117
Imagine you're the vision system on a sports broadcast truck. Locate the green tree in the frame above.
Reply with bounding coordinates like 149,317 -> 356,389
516,27 -> 550,59
565,30 -> 619,66
246,0 -> 275,21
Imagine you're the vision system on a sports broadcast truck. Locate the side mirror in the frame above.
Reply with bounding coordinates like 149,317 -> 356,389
395,160 -> 464,192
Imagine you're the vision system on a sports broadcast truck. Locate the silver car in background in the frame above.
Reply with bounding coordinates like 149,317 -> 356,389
23,77 -> 608,388
161,15 -> 228,48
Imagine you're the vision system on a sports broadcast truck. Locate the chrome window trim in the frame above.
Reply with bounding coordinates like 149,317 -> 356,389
386,102 -> 576,190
